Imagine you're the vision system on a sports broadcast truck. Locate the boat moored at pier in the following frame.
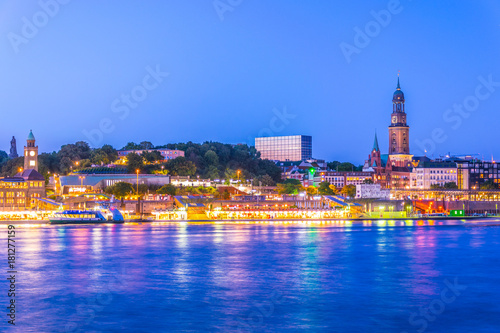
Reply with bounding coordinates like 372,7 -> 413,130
49,207 -> 124,224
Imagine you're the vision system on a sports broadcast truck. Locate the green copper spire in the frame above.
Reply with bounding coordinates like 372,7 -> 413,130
373,132 -> 380,152
396,76 -> 400,90
27,130 -> 35,141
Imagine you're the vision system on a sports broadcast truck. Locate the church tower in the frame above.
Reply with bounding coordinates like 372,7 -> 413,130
389,77 -> 409,154
388,77 -> 412,166
24,130 -> 38,171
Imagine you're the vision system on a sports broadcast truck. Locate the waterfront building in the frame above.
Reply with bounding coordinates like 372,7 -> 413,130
455,159 -> 500,190
319,171 -> 373,188
0,172 -> 45,210
355,184 -> 390,199
176,195 -> 365,220
0,131 -> 46,210
58,173 -> 171,195
255,135 -> 312,161
409,161 -> 458,189
117,149 -> 185,163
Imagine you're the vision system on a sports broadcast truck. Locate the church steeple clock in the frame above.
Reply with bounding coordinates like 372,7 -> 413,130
388,77 -> 410,155
24,130 -> 38,171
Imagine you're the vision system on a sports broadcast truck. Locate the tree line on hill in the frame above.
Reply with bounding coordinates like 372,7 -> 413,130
327,161 -> 363,172
276,178 -> 358,198
0,141 -> 283,185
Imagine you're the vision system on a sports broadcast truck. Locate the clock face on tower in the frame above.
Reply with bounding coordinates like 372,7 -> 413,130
29,151 -> 35,156
392,116 -> 397,124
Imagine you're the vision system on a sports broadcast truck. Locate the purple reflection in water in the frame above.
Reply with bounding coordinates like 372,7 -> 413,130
7,221 -> 500,332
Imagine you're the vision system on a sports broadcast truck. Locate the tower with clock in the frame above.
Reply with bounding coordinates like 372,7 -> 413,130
24,130 -> 39,171
389,77 -> 410,151
388,77 -> 413,167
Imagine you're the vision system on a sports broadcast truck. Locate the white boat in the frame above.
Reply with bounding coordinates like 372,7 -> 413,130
49,207 -> 124,224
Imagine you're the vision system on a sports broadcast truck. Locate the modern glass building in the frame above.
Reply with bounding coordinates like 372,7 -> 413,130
255,135 -> 312,161
456,160 -> 500,190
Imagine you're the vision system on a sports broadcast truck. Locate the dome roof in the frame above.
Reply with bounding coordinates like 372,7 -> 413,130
392,77 -> 404,101
27,130 -> 35,141
393,89 -> 404,100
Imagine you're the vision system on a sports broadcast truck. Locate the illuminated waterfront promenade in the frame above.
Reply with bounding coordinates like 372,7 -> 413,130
392,189 -> 500,201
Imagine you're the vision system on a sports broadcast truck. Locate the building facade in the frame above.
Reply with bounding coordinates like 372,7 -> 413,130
363,133 -> 390,188
0,131 -> 46,211
355,184 -> 390,199
255,135 -> 312,161
278,160 -> 326,182
320,171 -> 373,189
58,174 -> 171,195
410,162 -> 458,190
456,160 -> 500,190
170,176 -> 212,187
280,164 -> 304,181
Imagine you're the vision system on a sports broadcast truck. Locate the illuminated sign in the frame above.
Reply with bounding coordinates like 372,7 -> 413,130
69,187 -> 86,193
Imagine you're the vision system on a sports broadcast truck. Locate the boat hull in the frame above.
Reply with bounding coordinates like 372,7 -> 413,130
49,218 -> 124,224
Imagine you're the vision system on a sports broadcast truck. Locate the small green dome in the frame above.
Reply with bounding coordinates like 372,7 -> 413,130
27,130 -> 35,141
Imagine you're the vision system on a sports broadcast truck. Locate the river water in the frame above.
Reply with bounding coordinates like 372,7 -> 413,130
3,219 -> 500,332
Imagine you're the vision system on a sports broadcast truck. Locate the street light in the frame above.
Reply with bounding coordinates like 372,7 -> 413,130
78,175 -> 85,192
18,167 -> 23,173
237,170 -> 241,182
136,169 -> 140,196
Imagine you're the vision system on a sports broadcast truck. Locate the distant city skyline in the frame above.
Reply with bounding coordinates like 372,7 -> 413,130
1,1 -> 499,163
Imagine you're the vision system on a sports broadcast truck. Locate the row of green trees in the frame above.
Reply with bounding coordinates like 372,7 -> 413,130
327,161 -> 363,172
276,179 -> 357,197
104,181 -> 228,202
479,180 -> 498,190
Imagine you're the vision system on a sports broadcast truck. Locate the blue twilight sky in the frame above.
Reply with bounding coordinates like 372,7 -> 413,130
0,1 -> 499,164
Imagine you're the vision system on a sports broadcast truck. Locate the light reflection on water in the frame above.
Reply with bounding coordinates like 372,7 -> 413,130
5,220 -> 500,332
